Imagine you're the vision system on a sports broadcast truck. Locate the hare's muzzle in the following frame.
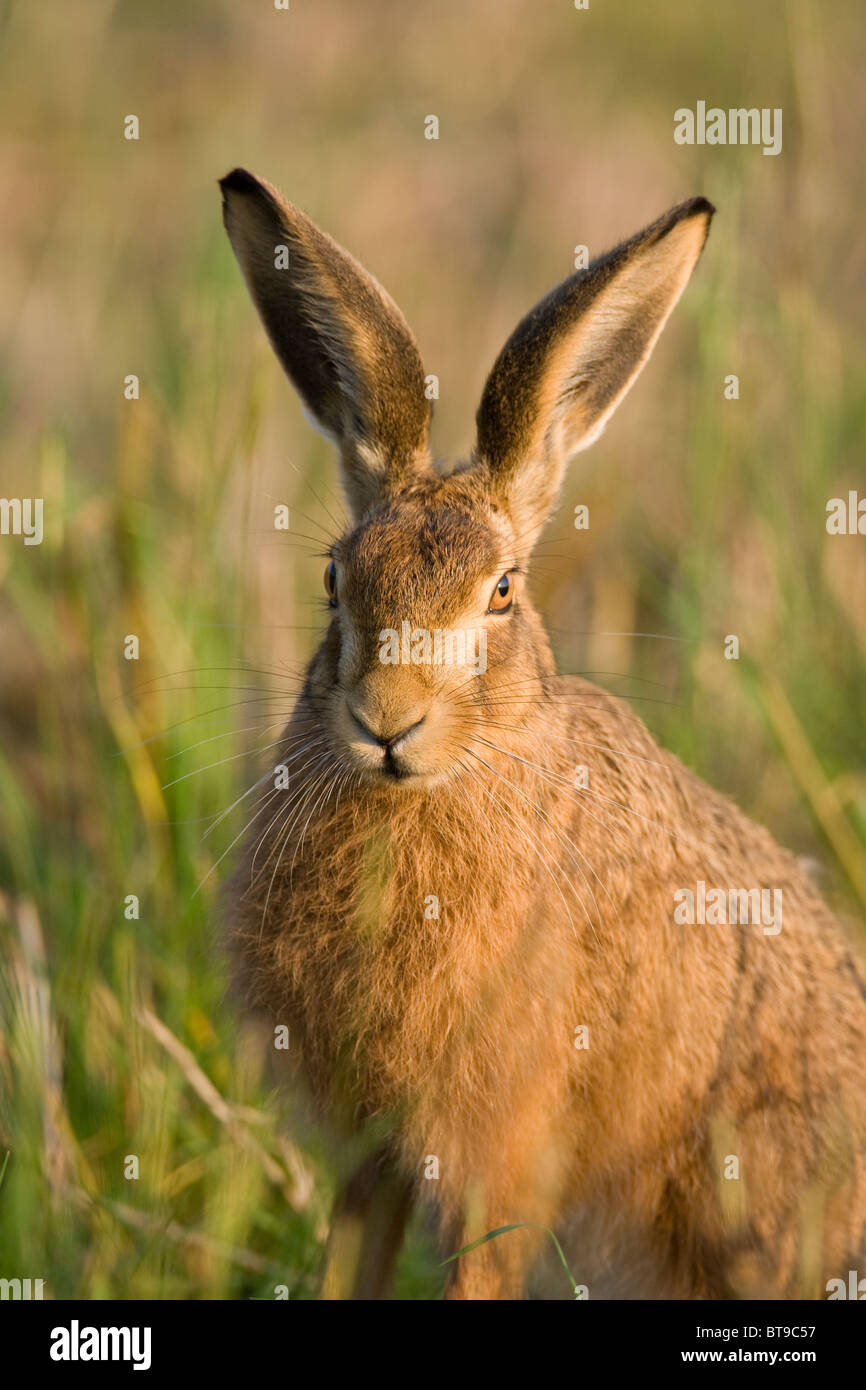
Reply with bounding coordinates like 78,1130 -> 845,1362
347,700 -> 428,780
331,667 -> 444,784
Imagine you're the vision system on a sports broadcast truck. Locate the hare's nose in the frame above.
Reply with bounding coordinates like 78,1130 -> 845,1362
348,703 -> 426,751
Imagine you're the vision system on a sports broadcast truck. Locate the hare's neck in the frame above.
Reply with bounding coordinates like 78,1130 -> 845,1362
317,754 -> 560,940
296,773 -> 552,1079
236,745 -> 577,1108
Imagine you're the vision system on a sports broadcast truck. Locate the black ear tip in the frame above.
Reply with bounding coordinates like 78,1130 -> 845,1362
219,167 -> 260,198
655,196 -> 715,245
689,195 -> 716,219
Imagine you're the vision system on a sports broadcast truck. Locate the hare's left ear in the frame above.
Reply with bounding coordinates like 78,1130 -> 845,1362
474,197 -> 714,549
220,168 -> 433,519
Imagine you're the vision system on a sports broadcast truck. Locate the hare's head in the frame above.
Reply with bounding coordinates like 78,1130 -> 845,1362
221,169 -> 713,787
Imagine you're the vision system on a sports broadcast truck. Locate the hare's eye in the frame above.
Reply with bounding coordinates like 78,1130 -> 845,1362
324,560 -> 338,606
489,572 -> 515,613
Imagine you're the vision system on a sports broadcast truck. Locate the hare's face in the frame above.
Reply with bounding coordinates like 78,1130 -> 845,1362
220,170 -> 713,786
317,482 -> 548,785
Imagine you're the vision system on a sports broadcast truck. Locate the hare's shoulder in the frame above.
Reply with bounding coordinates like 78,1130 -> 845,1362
550,676 -> 836,912
549,673 -> 776,852
549,673 -> 667,765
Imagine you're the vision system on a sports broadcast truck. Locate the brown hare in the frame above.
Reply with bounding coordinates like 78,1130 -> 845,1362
219,168 -> 866,1300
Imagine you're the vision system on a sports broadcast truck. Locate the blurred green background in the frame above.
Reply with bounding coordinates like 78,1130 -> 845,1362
0,0 -> 864,1299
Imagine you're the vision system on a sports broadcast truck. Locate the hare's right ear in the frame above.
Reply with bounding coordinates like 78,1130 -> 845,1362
220,169 -> 433,518
474,197 -> 714,552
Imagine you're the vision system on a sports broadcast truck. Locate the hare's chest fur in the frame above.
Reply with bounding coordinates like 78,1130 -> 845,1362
230,778 -> 577,1116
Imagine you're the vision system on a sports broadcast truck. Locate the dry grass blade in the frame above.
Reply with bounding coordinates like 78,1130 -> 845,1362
137,1007 -> 314,1211
1,892 -> 76,1198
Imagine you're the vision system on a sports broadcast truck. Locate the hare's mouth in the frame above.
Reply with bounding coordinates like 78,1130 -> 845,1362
334,695 -> 446,785
348,746 -> 442,786
381,747 -> 415,780
338,733 -> 451,788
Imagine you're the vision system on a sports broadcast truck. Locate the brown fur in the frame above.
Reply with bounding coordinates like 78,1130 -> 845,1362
220,171 -> 866,1299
